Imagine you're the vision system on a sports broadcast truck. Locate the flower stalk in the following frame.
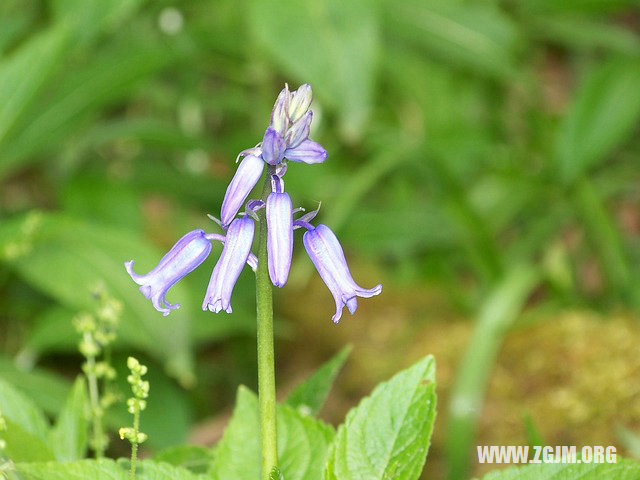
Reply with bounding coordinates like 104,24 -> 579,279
256,174 -> 278,479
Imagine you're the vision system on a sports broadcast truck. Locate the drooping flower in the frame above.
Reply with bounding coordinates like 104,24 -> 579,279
125,229 -> 212,316
220,154 -> 264,228
302,224 -> 382,323
266,189 -> 293,287
202,216 -> 255,313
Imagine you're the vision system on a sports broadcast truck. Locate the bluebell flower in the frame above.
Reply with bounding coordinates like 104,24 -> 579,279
125,229 -> 212,316
302,224 -> 382,323
261,127 -> 286,165
266,189 -> 293,287
270,86 -> 290,136
202,216 -> 255,313
220,154 -> 264,228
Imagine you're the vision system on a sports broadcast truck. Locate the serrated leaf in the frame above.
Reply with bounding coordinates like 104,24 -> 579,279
16,459 -> 206,479
248,0 -> 379,139
323,355 -> 437,480
50,376 -> 88,461
211,386 -> 335,480
556,59 -> 640,183
286,345 -> 351,416
477,458 -> 640,480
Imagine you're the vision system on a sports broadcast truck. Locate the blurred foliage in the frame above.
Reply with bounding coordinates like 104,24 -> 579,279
0,0 -> 639,478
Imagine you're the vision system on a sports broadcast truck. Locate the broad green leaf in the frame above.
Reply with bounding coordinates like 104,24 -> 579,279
154,445 -> 214,474
0,24 -> 69,145
286,345 -> 351,416
0,378 -> 49,442
384,0 -> 520,78
3,419 -> 55,462
0,212 -> 195,384
212,386 -> 335,480
23,306 -> 79,355
477,458 -> 640,480
50,377 -> 88,461
0,357 -> 71,417
556,59 -> 640,183
17,459 -> 206,479
323,355 -> 437,480
248,0 -> 379,140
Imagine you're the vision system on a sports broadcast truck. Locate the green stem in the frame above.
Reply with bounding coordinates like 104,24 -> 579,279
129,408 -> 140,480
256,175 -> 277,479
84,333 -> 105,459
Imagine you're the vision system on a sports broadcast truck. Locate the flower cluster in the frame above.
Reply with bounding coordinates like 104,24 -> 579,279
125,84 -> 381,323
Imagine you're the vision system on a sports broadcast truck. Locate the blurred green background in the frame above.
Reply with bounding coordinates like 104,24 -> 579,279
1,0 -> 640,478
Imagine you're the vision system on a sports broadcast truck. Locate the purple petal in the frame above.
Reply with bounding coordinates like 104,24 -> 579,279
267,192 -> 293,288
261,127 -> 286,165
221,155 -> 264,228
285,110 -> 312,149
125,229 -> 212,316
202,216 -> 255,313
270,86 -> 290,136
284,139 -> 327,164
289,84 -> 312,122
303,224 -> 381,323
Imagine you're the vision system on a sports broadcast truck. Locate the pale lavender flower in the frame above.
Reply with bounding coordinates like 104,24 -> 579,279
261,127 -> 286,165
266,189 -> 293,288
285,110 -> 312,149
220,154 -> 264,228
125,229 -> 212,316
202,216 -> 255,313
302,224 -> 382,323
284,139 -> 328,164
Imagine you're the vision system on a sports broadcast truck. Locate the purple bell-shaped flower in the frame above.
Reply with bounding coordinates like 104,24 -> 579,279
125,229 -> 212,316
303,224 -> 382,323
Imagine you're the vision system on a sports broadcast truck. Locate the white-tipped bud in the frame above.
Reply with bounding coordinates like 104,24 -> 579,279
288,84 -> 312,123
270,85 -> 290,136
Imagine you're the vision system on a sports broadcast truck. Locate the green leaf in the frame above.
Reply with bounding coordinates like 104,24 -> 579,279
446,265 -> 539,480
0,378 -> 49,442
154,445 -> 214,474
0,212 -> 195,384
16,459 -> 206,479
0,24 -> 69,146
286,345 -> 351,416
0,31 -> 171,180
3,419 -> 55,462
270,466 -> 285,480
477,458 -> 640,480
384,0 -> 520,78
556,59 -> 640,183
323,355 -> 437,480
211,386 -> 335,480
50,376 -> 88,461
0,357 -> 71,417
248,0 -> 379,139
